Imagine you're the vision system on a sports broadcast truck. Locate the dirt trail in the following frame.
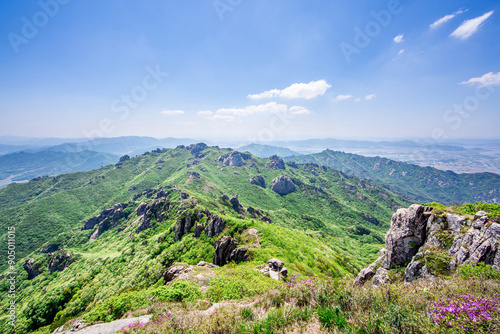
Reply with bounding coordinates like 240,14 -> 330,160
57,315 -> 152,334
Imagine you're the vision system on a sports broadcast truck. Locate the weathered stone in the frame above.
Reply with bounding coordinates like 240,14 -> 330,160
163,265 -> 188,284
23,259 -> 40,280
193,224 -> 204,238
474,211 -> 488,221
268,258 -> 284,271
373,267 -> 389,286
229,194 -> 245,213
353,265 -> 376,286
265,155 -> 285,170
249,174 -> 266,188
221,194 -> 229,201
271,175 -> 296,195
213,236 -> 238,266
446,214 -> 466,235
218,151 -> 245,167
383,205 -> 428,269
48,253 -> 74,274
205,214 -> 225,237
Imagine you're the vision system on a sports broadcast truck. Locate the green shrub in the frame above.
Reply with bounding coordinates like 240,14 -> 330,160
425,250 -> 452,276
458,262 -> 500,280
83,291 -> 150,323
150,280 -> 201,302
206,277 -> 250,302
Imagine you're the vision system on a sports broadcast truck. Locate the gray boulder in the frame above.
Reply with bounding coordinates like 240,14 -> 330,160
271,175 -> 296,195
265,155 -> 286,170
23,259 -> 40,280
218,151 -> 245,167
383,205 -> 429,269
249,175 -> 266,188
230,194 -> 245,213
373,267 -> 389,286
213,236 -> 238,266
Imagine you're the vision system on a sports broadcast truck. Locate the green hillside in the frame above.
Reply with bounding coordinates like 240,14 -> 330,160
285,149 -> 500,204
0,144 -> 410,333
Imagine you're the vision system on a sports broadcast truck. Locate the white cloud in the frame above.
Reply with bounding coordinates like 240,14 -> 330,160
398,49 -> 405,55
161,110 -> 185,115
333,94 -> 352,102
248,80 -> 331,100
209,102 -> 310,121
393,34 -> 404,43
355,98 -> 361,102
460,71 -> 500,87
289,106 -> 311,115
365,94 -> 376,101
430,9 -> 468,29
450,10 -> 494,40
197,110 -> 213,116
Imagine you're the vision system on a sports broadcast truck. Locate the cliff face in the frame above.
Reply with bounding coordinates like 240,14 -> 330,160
354,204 -> 500,286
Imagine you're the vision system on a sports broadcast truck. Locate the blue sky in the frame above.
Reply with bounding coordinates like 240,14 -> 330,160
0,0 -> 499,141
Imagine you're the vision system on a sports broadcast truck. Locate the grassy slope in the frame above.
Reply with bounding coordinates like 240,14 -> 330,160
285,149 -> 500,204
0,145 -> 411,333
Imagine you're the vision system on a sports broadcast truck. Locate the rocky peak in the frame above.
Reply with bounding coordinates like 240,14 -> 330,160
355,205 -> 500,286
187,143 -> 208,157
218,151 -> 247,167
271,175 -> 296,195
265,155 -> 285,170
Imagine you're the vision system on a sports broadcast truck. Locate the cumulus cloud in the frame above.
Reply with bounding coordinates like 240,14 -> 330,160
248,80 -> 331,100
398,49 -> 405,55
460,71 -> 500,87
161,110 -> 185,115
450,10 -> 494,40
333,94 -> 352,102
430,9 -> 468,29
206,102 -> 311,121
393,34 -> 404,43
365,94 -> 376,100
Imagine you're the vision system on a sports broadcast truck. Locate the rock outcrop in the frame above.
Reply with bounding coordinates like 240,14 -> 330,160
82,203 -> 129,241
271,175 -> 296,195
136,197 -> 171,234
48,253 -> 74,274
383,204 -> 430,269
187,143 -> 208,157
229,194 -> 245,214
249,175 -> 266,188
355,204 -> 500,286
256,258 -> 288,281
218,151 -> 250,167
174,209 -> 226,240
24,259 -> 40,280
265,155 -> 286,170
213,236 -> 248,266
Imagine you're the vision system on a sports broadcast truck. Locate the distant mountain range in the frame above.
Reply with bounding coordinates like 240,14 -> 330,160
285,149 -> 500,204
0,151 -> 119,186
1,137 -> 499,203
237,143 -> 301,158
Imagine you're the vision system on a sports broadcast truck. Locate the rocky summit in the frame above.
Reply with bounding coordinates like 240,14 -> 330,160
355,204 -> 500,286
